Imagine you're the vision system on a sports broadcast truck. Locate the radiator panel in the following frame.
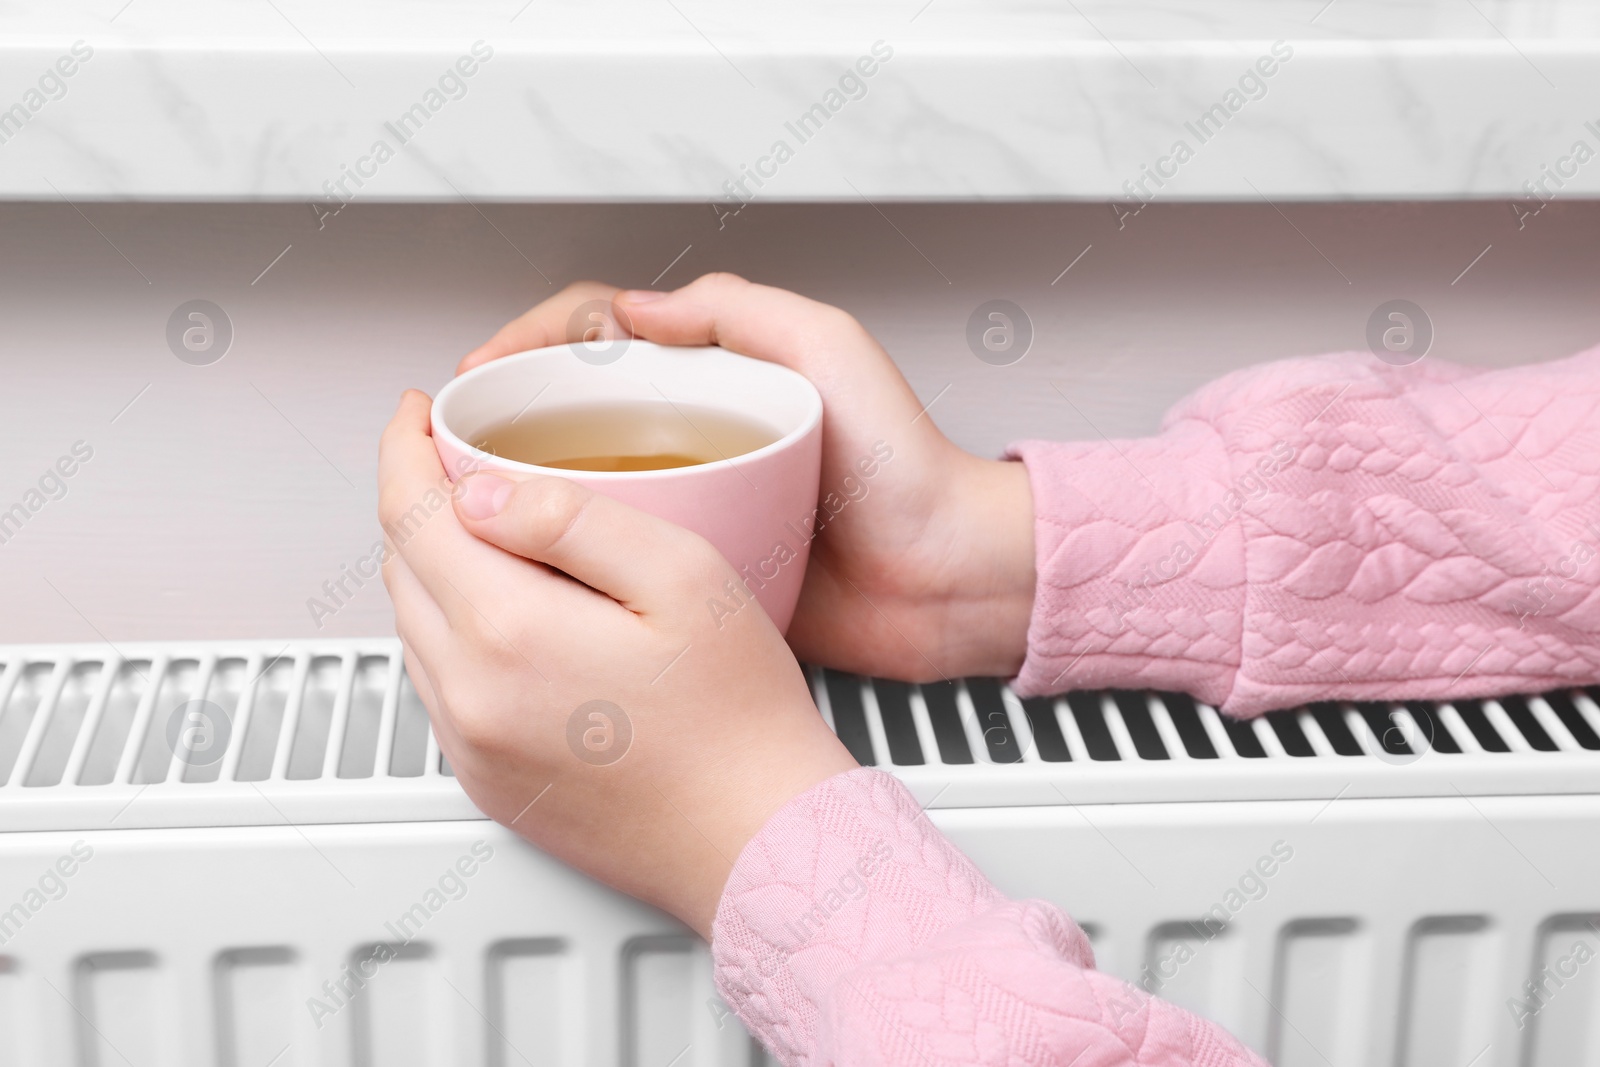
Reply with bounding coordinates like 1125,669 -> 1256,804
1,638 -> 1598,1065
0,803 -> 1597,1066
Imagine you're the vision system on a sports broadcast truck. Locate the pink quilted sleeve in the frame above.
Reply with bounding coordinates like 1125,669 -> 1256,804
712,767 -> 1268,1067
1007,346 -> 1600,716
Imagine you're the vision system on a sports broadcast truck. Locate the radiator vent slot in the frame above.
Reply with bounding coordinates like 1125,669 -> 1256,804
811,668 -> 1600,768
0,645 -> 444,789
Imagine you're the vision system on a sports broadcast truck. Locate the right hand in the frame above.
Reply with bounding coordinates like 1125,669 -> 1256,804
457,274 -> 1036,682
379,391 -> 857,937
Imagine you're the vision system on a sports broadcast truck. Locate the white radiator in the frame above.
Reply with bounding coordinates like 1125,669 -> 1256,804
1,638 -> 1598,1066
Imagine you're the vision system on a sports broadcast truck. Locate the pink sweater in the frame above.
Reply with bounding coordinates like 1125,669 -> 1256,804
711,348 -> 1600,1065
1010,347 -> 1600,715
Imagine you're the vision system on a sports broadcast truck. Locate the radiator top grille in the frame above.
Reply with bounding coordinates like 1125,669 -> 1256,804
2,639 -> 1597,831
816,672 -> 1600,766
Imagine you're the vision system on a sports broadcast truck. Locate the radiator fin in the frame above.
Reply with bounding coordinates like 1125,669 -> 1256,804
23,661 -> 101,788
184,658 -> 248,785
626,936 -> 697,1067
487,939 -> 571,1067
1397,917 -> 1494,1067
351,943 -> 437,1067
390,665 -> 433,778
0,662 -> 54,785
130,659 -> 199,785
337,656 -> 390,779
286,656 -> 343,781
216,947 -> 299,1067
1143,920 -> 1243,1031
624,936 -> 751,1067
76,951 -> 165,1067
75,659 -> 149,786
1526,915 -> 1600,1067
0,957 -> 22,1064
1269,920 -> 1369,1067
235,656 -> 295,783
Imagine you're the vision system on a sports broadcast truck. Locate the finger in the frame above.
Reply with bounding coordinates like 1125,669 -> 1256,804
397,632 -> 442,720
377,390 -> 462,595
612,273 -> 923,417
380,432 -> 455,735
452,469 -> 715,614
458,281 -> 627,375
381,543 -> 452,656
396,633 -> 468,776
378,390 -> 600,629
377,391 -> 464,592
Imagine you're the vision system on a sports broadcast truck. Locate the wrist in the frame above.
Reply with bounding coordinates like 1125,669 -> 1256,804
934,455 -> 1035,678
537,701 -> 857,945
668,716 -> 859,940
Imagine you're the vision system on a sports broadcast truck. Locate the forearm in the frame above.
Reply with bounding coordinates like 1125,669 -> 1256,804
1005,347 -> 1600,715
1007,420 -> 1245,707
711,768 -> 1267,1066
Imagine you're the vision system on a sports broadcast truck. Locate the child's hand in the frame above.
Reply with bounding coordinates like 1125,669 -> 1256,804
458,274 -> 1036,682
378,391 -> 857,937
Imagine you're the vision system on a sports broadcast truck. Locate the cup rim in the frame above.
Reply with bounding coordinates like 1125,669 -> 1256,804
431,341 -> 824,480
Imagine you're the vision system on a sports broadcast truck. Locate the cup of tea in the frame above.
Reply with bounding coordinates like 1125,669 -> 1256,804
430,341 -> 824,632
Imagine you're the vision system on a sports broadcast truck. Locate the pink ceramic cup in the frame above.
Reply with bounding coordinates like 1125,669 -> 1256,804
431,341 -> 823,633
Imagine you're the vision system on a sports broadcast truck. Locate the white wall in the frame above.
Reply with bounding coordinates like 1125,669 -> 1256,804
3,199 -> 1597,643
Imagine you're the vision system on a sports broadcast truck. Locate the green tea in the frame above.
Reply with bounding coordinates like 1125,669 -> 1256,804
473,401 -> 779,472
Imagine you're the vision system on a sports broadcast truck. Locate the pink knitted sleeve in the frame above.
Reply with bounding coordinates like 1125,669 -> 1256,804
711,767 -> 1268,1067
1007,346 -> 1600,716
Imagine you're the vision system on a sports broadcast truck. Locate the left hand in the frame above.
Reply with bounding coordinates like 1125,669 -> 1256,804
377,391 -> 857,937
457,276 -> 1037,683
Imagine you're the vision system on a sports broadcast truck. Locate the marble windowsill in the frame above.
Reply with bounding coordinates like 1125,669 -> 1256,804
2,0 -> 1599,201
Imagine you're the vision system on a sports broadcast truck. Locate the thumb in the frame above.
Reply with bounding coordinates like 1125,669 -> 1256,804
615,273 -> 928,426
452,471 -> 710,612
616,274 -> 894,377
614,273 -> 843,369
